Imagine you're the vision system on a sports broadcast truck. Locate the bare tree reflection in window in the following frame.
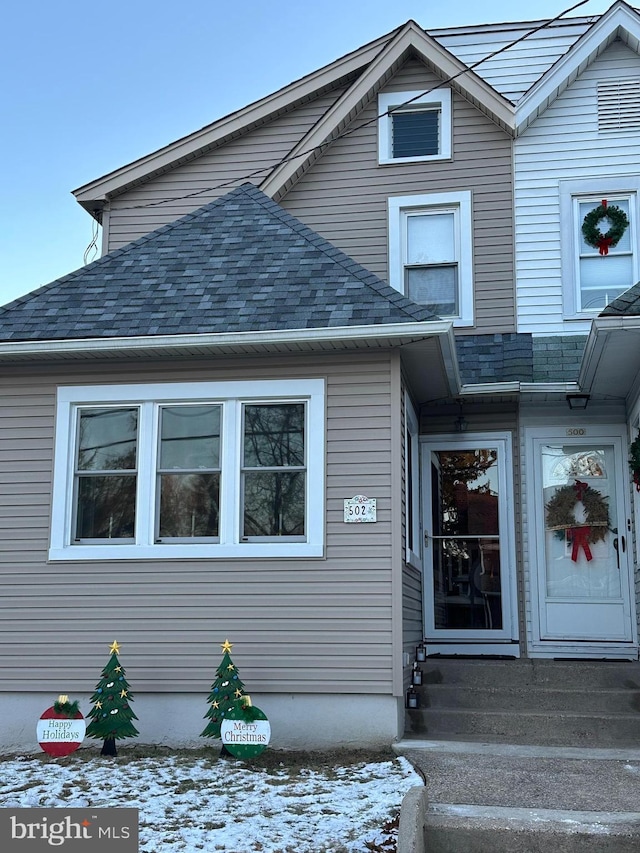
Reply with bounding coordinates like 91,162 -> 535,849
242,404 -> 305,537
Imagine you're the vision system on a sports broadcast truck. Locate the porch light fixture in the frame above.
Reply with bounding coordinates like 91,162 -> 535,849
416,643 -> 426,662
406,689 -> 419,709
411,663 -> 423,686
455,401 -> 468,432
566,393 -> 590,410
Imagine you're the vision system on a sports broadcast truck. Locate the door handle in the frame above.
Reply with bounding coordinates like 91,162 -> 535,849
424,531 -> 429,548
621,535 -> 626,553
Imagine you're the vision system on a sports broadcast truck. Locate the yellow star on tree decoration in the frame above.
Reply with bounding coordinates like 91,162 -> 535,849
109,640 -> 121,654
234,688 -> 243,698
95,701 -> 103,709
227,664 -> 235,671
120,689 -> 128,698
221,639 -> 233,653
114,666 -> 122,673
212,700 -> 220,709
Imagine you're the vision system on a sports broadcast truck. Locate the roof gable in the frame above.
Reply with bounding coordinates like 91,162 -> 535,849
0,184 -> 438,343
516,1 -> 640,133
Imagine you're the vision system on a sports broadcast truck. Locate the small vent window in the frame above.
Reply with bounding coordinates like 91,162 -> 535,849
391,109 -> 439,158
598,79 -> 640,131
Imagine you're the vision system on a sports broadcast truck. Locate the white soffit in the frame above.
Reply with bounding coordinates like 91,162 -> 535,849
580,317 -> 640,399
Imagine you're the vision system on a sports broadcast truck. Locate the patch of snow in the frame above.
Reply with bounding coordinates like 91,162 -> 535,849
0,753 -> 421,852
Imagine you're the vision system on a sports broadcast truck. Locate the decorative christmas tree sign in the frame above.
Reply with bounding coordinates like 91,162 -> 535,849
201,639 -> 247,741
220,695 -> 271,759
37,695 -> 85,757
86,641 -> 139,756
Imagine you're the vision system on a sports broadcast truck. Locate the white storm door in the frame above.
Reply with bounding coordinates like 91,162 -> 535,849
421,434 -> 517,642
528,428 -> 636,646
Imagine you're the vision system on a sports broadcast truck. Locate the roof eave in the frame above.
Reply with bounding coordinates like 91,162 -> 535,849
72,32 -> 396,211
0,321 -> 455,361
515,1 -> 640,134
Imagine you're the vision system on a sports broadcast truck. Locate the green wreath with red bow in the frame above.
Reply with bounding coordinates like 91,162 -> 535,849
582,199 -> 629,256
545,479 -> 610,562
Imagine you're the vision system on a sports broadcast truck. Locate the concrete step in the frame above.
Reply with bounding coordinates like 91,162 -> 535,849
418,684 -> 640,713
420,658 -> 640,690
395,741 -> 640,853
406,707 -> 640,746
420,803 -> 640,853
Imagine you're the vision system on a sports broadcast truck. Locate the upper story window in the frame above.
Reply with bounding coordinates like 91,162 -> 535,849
560,179 -> 639,318
378,89 -> 452,164
51,379 -> 325,561
388,191 -> 473,327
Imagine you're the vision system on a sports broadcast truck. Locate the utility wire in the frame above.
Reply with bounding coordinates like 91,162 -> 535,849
99,0 -> 592,216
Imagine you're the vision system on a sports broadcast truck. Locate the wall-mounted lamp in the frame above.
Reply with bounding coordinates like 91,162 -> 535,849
566,393 -> 590,410
455,402 -> 468,432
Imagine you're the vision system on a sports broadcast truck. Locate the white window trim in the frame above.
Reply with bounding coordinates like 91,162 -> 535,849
404,393 -> 422,571
378,88 -> 452,164
50,379 -> 325,561
560,176 -> 640,319
388,191 -> 474,327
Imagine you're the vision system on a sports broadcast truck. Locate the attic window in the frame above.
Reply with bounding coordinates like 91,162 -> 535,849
379,89 -> 452,164
598,79 -> 640,131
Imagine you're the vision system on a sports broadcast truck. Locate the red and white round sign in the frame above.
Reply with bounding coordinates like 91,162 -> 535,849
37,703 -> 86,757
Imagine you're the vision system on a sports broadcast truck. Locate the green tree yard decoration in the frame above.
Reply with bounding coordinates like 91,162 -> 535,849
86,641 -> 139,756
201,639 -> 246,743
630,432 -> 640,491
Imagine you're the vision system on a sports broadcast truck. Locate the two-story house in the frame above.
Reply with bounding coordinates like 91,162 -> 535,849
2,1 -> 640,752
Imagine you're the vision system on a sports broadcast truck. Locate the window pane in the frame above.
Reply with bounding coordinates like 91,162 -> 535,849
243,404 -> 305,468
243,471 -> 305,537
158,473 -> 219,538
433,449 -> 500,536
579,199 -> 631,253
407,266 -> 458,315
75,475 -> 136,539
580,254 -> 632,310
159,405 -> 221,470
77,408 -> 137,471
407,213 -> 455,264
392,110 -> 439,157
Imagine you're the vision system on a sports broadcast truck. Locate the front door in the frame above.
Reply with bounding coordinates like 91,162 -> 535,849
421,433 -> 518,651
526,426 -> 637,654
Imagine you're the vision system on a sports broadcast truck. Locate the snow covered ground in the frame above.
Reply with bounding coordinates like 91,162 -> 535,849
0,749 -> 422,852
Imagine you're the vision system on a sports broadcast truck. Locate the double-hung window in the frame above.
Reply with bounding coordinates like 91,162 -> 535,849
560,179 -> 639,317
51,379 -> 324,560
378,89 -> 452,164
388,191 -> 473,326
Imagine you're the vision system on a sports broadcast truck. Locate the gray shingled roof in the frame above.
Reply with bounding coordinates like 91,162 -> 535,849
600,282 -> 640,316
456,333 -> 587,385
0,184 -> 438,342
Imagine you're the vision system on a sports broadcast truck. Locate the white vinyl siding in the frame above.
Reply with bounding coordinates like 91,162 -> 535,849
0,354 -> 397,695
515,41 -> 640,334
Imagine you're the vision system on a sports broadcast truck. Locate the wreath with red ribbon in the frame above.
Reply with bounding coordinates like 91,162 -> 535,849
545,480 -> 610,562
582,199 -> 629,256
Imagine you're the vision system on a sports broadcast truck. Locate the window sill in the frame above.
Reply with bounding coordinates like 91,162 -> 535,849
48,542 -> 324,561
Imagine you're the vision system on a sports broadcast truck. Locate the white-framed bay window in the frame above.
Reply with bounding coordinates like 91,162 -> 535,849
50,379 -> 325,560
560,178 -> 640,317
388,191 -> 473,327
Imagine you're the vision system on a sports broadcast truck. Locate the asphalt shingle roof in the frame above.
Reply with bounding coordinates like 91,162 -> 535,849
0,184 -> 438,342
600,281 -> 640,316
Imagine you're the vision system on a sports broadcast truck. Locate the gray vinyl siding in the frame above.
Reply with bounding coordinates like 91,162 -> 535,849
105,86 -> 350,250
280,60 -> 515,334
0,352 -> 397,695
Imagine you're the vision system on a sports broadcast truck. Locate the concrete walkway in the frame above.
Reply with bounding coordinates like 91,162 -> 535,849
393,739 -> 640,852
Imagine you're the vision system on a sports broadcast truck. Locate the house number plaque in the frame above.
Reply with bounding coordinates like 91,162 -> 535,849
344,495 -> 377,523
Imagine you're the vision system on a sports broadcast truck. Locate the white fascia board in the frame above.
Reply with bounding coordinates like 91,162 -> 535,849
72,35 -> 391,207
579,314 -> 640,390
261,23 -> 513,197
459,381 -> 580,395
0,321 -> 454,359
516,1 -> 640,134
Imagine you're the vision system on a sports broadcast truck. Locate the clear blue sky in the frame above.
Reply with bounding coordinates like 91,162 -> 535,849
0,0 -> 614,306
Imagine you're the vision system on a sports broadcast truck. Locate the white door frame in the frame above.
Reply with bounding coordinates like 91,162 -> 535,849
524,424 -> 638,659
420,432 -> 520,654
